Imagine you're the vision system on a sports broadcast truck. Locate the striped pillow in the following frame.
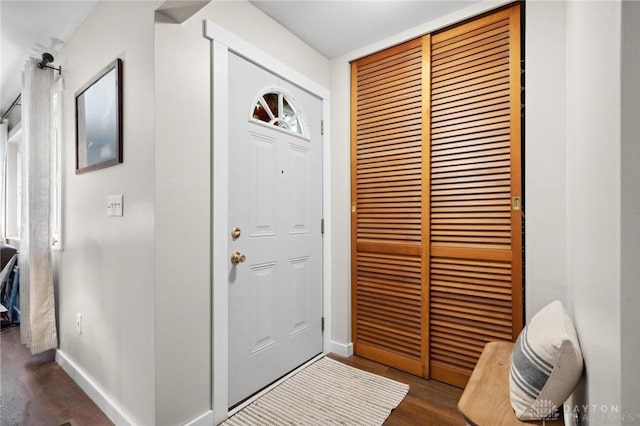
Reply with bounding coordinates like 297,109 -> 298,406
509,301 -> 584,420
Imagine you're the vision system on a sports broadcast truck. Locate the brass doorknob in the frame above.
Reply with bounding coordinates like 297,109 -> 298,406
231,251 -> 246,265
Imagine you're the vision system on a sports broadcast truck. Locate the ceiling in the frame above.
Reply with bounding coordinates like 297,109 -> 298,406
0,0 -> 478,118
0,1 -> 97,119
250,0 -> 477,59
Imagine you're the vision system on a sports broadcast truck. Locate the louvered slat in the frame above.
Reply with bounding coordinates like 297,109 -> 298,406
429,5 -> 522,387
355,39 -> 423,245
352,37 -> 428,376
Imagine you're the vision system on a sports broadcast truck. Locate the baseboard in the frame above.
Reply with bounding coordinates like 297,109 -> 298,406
184,410 -> 214,426
327,340 -> 353,357
56,350 -> 136,426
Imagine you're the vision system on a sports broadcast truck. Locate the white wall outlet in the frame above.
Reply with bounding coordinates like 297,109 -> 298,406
76,312 -> 82,335
107,194 -> 124,217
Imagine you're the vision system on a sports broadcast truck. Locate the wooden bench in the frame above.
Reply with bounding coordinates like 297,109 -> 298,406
458,341 -> 564,426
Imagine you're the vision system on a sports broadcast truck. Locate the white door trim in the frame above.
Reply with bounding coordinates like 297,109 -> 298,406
204,20 -> 332,425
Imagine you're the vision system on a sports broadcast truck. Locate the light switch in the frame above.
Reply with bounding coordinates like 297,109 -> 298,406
107,194 -> 124,217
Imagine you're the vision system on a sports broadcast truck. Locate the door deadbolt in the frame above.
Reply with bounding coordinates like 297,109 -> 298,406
231,251 -> 246,265
231,227 -> 241,239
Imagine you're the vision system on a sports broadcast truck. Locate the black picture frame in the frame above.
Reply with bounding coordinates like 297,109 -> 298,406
75,58 -> 123,174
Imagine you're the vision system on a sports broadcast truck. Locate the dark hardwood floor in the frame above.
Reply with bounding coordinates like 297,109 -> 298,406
0,324 -> 112,426
1,323 -> 463,426
328,353 -> 465,426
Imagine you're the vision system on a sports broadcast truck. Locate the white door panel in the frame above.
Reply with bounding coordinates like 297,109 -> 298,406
228,52 -> 323,407
249,132 -> 278,237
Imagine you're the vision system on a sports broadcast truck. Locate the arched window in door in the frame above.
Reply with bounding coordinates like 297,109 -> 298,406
251,90 -> 307,137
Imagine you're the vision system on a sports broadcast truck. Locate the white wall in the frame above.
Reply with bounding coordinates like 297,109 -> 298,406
153,1 -> 330,424
327,59 -> 352,345
528,1 -> 640,423
56,2 -> 161,424
154,11 -> 211,426
524,1 -> 568,319
565,2 -> 622,424
620,1 -> 640,423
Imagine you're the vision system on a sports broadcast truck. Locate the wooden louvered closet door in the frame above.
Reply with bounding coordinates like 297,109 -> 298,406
351,37 -> 430,376
351,3 -> 521,387
428,4 -> 521,387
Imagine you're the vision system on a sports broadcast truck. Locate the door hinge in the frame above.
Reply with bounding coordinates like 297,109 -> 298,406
320,120 -> 324,135
321,317 -> 325,332
321,218 -> 325,234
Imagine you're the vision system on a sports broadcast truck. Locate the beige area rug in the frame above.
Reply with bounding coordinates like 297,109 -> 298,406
224,356 -> 409,426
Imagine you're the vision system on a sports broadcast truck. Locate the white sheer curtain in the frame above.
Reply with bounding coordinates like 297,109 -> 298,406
20,57 -> 57,354
0,120 -> 7,243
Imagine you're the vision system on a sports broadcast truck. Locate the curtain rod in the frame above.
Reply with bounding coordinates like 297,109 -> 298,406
38,52 -> 61,75
0,93 -> 21,124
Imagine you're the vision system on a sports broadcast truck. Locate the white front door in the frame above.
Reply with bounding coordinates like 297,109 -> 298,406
227,52 -> 324,407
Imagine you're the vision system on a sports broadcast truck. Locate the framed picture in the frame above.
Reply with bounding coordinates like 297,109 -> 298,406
75,58 -> 122,174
